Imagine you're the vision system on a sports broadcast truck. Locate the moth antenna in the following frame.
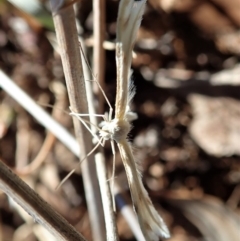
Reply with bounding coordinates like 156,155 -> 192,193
79,42 -> 94,77
88,79 -> 114,121
79,42 -> 113,120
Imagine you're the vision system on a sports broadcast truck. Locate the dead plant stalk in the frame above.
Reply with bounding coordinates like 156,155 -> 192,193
50,2 -> 117,241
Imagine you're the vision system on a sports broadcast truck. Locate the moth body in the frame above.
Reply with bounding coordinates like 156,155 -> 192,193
99,118 -> 131,142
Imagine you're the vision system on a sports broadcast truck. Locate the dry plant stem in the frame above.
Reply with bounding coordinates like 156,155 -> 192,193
93,0 -> 106,113
92,0 -> 118,239
15,85 -> 67,175
0,159 -> 87,241
51,3 -> 105,240
0,70 -> 79,156
81,41 -> 118,241
114,184 -> 145,241
95,152 -> 119,241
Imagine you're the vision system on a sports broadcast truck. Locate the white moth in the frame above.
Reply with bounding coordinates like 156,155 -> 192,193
99,0 -> 170,240
71,0 -> 170,240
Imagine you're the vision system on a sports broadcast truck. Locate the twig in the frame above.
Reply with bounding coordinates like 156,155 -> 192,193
114,184 -> 145,241
87,0 -> 118,239
15,82 -> 67,176
93,0 -> 106,113
50,2 -> 105,240
81,39 -> 119,240
0,159 -> 87,241
14,132 -> 56,176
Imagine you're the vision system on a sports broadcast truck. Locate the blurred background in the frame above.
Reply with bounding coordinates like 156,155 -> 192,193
0,0 -> 239,240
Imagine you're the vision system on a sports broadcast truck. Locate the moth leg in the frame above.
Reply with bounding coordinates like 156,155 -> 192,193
110,139 -> 116,212
56,137 -> 103,190
69,107 -> 105,146
70,113 -> 105,118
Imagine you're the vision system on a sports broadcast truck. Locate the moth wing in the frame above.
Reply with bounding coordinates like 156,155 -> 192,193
115,0 -> 146,120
